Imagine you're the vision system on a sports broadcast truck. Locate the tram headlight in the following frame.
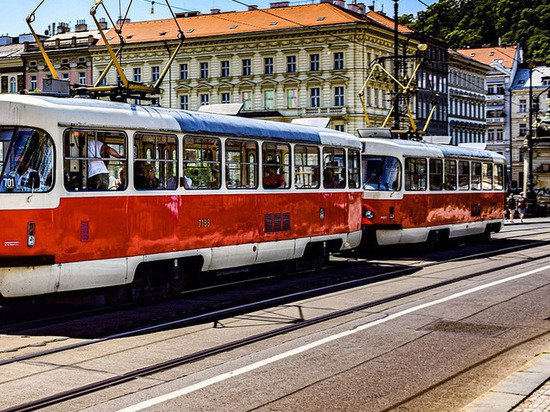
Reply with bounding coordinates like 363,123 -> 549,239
363,208 -> 375,220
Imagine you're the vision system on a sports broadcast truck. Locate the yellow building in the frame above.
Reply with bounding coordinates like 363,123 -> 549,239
91,1 -> 420,134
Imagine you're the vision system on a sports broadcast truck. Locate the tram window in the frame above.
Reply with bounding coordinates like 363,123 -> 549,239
482,163 -> 493,190
294,145 -> 320,189
226,139 -> 258,189
458,160 -> 470,190
262,142 -> 290,189
362,155 -> 401,191
494,163 -> 504,190
471,162 -> 482,190
323,147 -> 346,188
444,160 -> 457,190
0,127 -> 54,193
134,133 -> 177,190
183,136 -> 221,189
429,158 -> 443,191
63,129 -> 126,192
405,158 -> 427,191
348,149 -> 360,188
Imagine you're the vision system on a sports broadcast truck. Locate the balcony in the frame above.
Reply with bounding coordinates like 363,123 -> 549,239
303,106 -> 347,116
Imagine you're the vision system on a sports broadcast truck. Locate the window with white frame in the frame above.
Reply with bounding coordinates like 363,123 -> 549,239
242,59 -> 251,76
334,86 -> 344,106
242,91 -> 252,110
221,60 -> 230,77
334,52 -> 344,70
310,54 -> 320,71
310,87 -> 320,107
179,63 -> 188,80
221,92 -> 230,104
200,94 -> 209,106
264,90 -> 275,110
200,62 -> 209,79
287,55 -> 296,73
264,57 -> 274,75
133,68 -> 141,82
151,66 -> 160,82
79,72 -> 86,84
287,89 -> 297,108
180,95 -> 189,110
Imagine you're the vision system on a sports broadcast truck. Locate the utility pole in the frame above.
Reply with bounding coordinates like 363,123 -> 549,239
393,0 -> 400,132
526,60 -> 537,214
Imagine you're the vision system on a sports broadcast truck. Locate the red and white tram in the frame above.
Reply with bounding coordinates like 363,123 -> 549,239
0,94 -> 362,301
360,137 -> 506,247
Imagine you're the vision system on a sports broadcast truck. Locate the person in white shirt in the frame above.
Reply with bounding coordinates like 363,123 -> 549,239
88,135 -> 122,190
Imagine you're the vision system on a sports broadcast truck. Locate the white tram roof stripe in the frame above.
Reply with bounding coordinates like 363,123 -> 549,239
361,138 -> 506,163
0,94 -> 360,149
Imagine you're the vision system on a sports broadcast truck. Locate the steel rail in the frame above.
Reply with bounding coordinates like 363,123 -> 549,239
3,247 -> 550,411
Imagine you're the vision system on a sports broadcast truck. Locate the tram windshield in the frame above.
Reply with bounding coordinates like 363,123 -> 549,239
0,127 -> 53,193
362,155 -> 401,191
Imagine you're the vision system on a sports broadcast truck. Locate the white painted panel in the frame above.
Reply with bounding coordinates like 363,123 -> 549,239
0,265 -> 61,297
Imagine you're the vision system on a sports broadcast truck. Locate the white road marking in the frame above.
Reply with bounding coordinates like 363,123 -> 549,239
118,264 -> 550,412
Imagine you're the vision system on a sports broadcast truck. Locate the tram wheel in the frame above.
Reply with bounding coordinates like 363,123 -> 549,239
103,284 -> 129,306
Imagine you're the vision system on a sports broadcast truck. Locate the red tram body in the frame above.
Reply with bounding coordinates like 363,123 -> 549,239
360,138 -> 506,246
0,95 -> 362,299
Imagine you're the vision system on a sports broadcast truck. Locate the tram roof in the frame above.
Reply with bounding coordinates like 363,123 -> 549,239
0,94 -> 359,149
361,138 -> 505,162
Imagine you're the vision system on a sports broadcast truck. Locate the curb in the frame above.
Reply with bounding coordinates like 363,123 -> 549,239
461,351 -> 550,412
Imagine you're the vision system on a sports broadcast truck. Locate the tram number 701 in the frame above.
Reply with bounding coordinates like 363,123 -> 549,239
198,218 -> 211,228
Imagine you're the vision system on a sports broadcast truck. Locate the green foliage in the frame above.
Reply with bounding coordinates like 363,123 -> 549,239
407,0 -> 549,61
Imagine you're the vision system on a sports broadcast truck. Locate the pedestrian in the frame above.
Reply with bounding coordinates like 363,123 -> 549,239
507,195 -> 517,223
517,193 -> 527,223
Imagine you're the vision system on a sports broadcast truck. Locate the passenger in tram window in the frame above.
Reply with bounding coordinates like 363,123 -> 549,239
323,168 -> 338,188
88,134 -> 122,190
263,160 -> 285,188
134,161 -> 163,189
182,163 -> 193,189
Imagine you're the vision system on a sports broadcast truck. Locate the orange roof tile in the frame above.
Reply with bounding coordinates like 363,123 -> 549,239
366,10 -> 415,34
99,3 -> 369,46
456,45 -> 519,70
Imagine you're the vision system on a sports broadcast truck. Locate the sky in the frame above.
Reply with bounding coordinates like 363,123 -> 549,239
0,0 -> 436,37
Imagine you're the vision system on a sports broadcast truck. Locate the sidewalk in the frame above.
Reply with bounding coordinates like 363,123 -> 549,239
462,350 -> 550,412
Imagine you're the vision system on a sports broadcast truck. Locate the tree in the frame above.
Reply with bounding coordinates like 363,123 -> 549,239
407,0 -> 549,61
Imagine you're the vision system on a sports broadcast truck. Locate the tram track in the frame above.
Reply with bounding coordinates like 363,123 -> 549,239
3,239 -> 550,412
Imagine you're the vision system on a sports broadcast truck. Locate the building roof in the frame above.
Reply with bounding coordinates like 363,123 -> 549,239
512,66 -> 550,89
0,43 -> 25,60
456,45 -> 519,70
365,10 -> 415,34
99,3 -> 405,46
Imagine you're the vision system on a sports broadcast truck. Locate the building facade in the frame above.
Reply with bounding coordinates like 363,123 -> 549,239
90,1 -> 424,135
21,20 -> 101,93
458,45 -> 522,186
447,50 -> 491,145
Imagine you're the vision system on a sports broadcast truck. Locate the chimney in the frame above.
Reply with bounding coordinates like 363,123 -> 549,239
75,19 -> 87,32
348,3 -> 366,14
175,11 -> 201,18
270,2 -> 290,8
211,9 -> 220,14
57,22 -> 70,34
98,18 -> 108,30
117,18 -> 131,26
333,0 -> 346,6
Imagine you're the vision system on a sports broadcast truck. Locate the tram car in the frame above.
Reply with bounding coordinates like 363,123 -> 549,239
0,94 -> 362,302
360,137 -> 506,247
